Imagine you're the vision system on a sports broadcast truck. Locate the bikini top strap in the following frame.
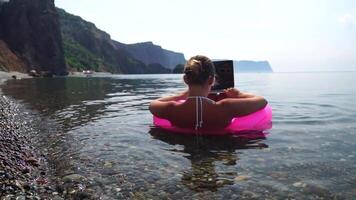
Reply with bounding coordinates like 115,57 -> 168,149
187,96 -> 215,103
195,97 -> 199,130
187,96 -> 214,130
189,96 -> 204,130
199,97 -> 203,128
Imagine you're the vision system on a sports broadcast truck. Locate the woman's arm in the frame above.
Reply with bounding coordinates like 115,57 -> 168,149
149,90 -> 188,119
218,88 -> 268,117
149,100 -> 174,119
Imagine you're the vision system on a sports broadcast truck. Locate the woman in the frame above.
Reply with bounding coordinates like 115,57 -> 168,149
149,55 -> 267,130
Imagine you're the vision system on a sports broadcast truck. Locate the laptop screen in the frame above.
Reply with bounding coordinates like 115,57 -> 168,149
211,60 -> 234,92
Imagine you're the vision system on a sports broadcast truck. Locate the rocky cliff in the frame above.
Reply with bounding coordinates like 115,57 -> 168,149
58,8 -> 142,73
114,41 -> 186,69
0,40 -> 26,72
0,0 -> 67,75
0,1 -> 179,75
234,60 -> 273,73
58,8 -> 171,74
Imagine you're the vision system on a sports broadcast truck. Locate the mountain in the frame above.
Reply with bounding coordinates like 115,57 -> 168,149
172,64 -> 185,74
58,8 -> 165,74
0,0 -> 67,75
58,8 -> 180,74
2,1 -> 272,75
114,41 -> 186,69
234,61 -> 273,73
0,1 -> 182,75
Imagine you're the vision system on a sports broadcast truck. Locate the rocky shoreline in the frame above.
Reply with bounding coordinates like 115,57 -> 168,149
0,95 -> 57,199
1,72 -> 108,199
0,73 -> 62,199
1,96 -> 41,199
0,71 -> 31,85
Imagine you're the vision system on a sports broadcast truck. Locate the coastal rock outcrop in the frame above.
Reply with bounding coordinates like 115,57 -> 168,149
58,8 -> 171,74
0,40 -> 26,72
0,0 -> 67,75
0,1 -> 185,74
172,64 -> 185,74
173,61 -> 273,73
114,41 -> 186,70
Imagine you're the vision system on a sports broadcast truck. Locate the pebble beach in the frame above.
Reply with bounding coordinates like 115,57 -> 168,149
0,72 -> 60,199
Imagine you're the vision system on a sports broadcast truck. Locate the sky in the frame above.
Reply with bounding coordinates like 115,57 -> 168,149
55,0 -> 356,72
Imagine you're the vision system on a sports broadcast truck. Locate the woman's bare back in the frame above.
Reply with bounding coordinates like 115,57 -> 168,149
169,98 -> 232,130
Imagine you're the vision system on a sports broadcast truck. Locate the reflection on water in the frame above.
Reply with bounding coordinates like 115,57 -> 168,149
1,73 -> 356,199
2,77 -> 178,131
150,128 -> 268,192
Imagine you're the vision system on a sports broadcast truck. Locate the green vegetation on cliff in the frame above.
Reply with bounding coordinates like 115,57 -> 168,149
62,36 -> 103,71
58,8 -> 157,74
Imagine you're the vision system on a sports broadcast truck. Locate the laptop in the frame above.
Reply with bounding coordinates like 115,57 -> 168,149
210,60 -> 235,94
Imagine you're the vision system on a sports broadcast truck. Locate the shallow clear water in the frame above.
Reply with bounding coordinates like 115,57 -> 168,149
2,72 -> 356,199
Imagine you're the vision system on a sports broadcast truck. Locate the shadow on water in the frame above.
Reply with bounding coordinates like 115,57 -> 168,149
149,128 -> 269,192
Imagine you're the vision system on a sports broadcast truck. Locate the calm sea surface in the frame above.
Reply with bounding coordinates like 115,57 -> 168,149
1,72 -> 356,199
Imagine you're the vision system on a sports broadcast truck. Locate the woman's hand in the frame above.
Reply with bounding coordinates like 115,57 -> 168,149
219,88 -> 268,117
224,88 -> 241,98
223,88 -> 256,99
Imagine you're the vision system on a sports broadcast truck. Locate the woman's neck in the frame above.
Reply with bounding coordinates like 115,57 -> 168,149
188,85 -> 210,97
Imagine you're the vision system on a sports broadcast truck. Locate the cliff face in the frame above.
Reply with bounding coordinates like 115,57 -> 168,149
58,9 -> 170,74
114,41 -> 186,69
0,1 -> 184,74
233,61 -> 273,73
0,0 -> 67,75
0,40 -> 26,72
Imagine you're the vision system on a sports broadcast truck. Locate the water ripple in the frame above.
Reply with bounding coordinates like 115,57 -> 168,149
1,73 -> 356,199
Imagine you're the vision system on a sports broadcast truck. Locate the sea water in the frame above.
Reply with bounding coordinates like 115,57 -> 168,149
1,72 -> 356,199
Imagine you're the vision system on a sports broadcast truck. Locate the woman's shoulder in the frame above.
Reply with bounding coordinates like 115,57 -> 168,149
214,98 -> 240,116
215,98 -> 234,107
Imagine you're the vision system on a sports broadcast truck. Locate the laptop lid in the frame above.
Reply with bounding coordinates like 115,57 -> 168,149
211,60 -> 234,93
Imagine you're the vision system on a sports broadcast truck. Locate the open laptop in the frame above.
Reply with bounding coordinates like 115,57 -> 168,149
210,60 -> 235,94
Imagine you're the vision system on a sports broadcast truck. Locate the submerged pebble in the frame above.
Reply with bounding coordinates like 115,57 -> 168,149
242,190 -> 259,199
234,175 -> 250,182
292,182 -> 306,188
62,174 -> 86,183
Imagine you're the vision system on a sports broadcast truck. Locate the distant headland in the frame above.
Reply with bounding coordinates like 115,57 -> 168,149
234,61 -> 273,73
172,60 -> 273,74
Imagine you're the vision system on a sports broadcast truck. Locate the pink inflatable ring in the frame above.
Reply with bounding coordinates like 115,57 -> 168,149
153,104 -> 272,135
